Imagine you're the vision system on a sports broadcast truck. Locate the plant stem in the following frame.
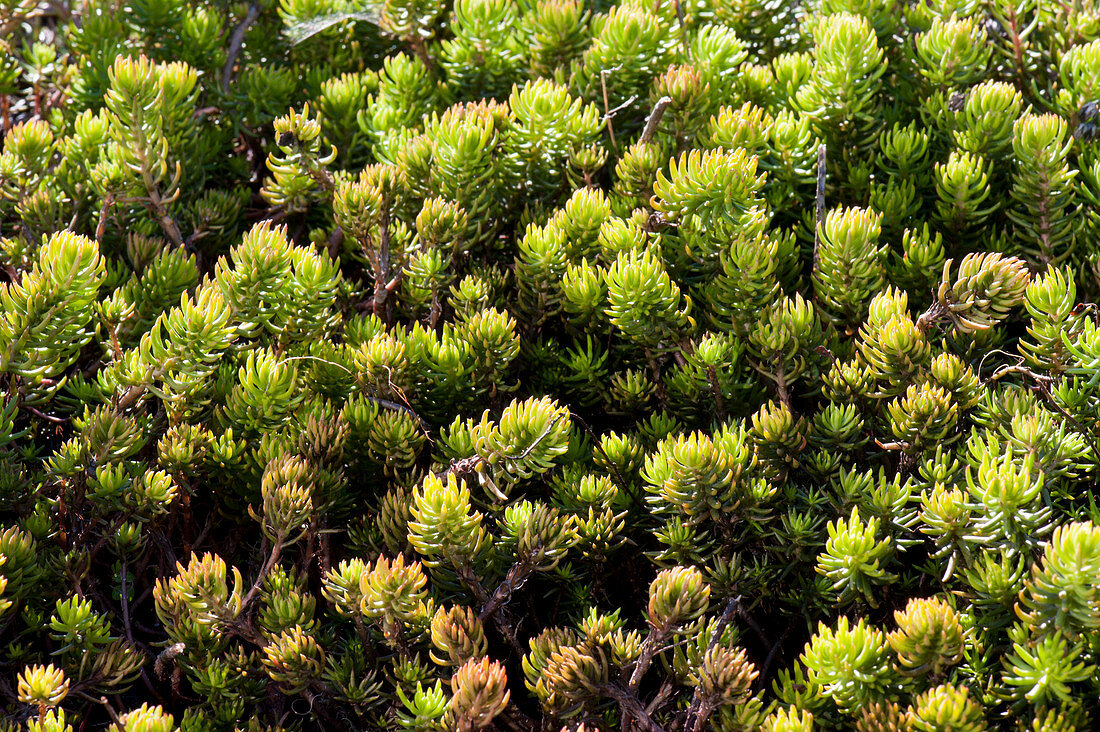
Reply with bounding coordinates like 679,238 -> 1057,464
222,3 -> 262,93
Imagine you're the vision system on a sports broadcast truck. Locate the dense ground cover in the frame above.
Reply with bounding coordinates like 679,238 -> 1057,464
2,0 -> 1100,729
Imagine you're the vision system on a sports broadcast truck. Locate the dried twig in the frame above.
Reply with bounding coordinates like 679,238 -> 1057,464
222,3 -> 263,94
601,683 -> 666,732
813,143 -> 826,271
599,66 -> 633,154
673,0 -> 690,58
683,598 -> 738,732
639,96 -> 672,146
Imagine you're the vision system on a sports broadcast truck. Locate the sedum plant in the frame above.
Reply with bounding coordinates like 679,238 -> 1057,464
3,0 -> 1100,729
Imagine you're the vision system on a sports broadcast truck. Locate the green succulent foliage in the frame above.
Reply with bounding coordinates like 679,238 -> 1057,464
888,596 -> 965,678
817,507 -> 897,606
812,206 -> 885,328
4,0 -> 1100,728
801,616 -> 901,713
1008,114 -> 1082,268
795,12 -> 886,159
1002,631 -> 1095,707
0,232 -> 105,398
910,684 -> 988,732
